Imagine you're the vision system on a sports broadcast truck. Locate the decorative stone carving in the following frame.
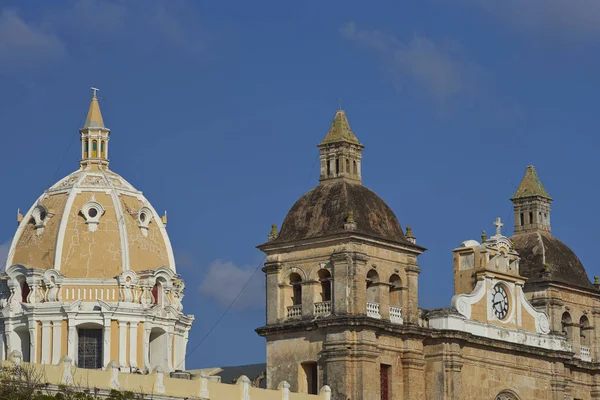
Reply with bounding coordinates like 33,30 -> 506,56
31,205 -> 50,236
137,206 -> 153,237
80,197 -> 105,232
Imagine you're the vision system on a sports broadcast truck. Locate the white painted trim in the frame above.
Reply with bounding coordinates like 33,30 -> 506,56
41,322 -> 51,364
6,194 -> 44,267
129,322 -> 138,369
429,313 -> 569,351
118,322 -> 127,369
53,184 -> 81,272
52,322 -> 62,365
517,284 -> 550,334
451,279 -> 486,319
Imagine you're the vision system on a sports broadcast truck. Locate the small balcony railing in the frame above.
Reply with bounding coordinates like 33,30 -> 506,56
581,345 -> 591,362
389,306 -> 403,324
287,304 -> 302,318
366,302 -> 381,319
314,301 -> 331,316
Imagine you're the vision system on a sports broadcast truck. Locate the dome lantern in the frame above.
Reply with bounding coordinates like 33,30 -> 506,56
318,110 -> 364,185
80,88 -> 110,168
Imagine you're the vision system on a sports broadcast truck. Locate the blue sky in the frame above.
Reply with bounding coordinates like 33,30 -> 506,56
1,0 -> 599,369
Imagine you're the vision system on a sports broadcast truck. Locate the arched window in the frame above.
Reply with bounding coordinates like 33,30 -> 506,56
345,159 -> 350,173
366,269 -> 380,304
92,140 -> 98,158
17,276 -> 29,303
580,315 -> 591,346
562,312 -> 573,338
318,269 -> 331,302
335,159 -> 339,175
100,141 -> 105,158
353,160 -> 357,175
389,274 -> 402,307
152,279 -> 166,306
290,273 -> 302,306
83,140 -> 88,158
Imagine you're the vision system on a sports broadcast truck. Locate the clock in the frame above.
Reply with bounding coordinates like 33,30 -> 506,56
491,284 -> 509,320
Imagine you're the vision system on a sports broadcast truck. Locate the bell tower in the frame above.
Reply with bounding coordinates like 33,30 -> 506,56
257,109 -> 426,399
80,88 -> 111,168
511,165 -> 552,235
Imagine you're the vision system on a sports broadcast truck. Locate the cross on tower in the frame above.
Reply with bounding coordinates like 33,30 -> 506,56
494,217 -> 503,236
90,87 -> 100,98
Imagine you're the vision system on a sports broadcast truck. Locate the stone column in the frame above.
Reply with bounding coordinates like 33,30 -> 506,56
52,322 -> 62,365
166,328 -> 174,372
102,321 -> 111,368
67,323 -> 76,363
302,281 -> 318,318
404,264 -> 421,324
28,324 -> 37,364
118,322 -> 128,371
129,322 -> 138,370
41,321 -> 51,364
143,327 -> 151,372
375,282 -> 391,320
263,261 -> 282,324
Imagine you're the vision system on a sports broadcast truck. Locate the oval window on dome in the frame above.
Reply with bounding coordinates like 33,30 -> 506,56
88,208 -> 98,218
140,212 -> 146,223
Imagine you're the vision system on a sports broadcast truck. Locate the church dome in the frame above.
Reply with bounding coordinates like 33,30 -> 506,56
512,232 -> 593,290
276,181 -> 407,244
6,92 -> 174,279
509,165 -> 593,291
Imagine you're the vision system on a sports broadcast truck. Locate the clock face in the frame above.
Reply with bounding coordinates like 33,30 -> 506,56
492,284 -> 509,320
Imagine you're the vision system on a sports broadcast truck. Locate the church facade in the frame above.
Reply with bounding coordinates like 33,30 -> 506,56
257,110 -> 600,399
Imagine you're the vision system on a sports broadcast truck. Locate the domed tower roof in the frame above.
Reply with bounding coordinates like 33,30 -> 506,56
268,110 -> 418,248
510,165 -> 594,290
6,90 -> 175,279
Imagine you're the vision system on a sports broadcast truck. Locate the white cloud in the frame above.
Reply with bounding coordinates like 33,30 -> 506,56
0,9 -> 66,73
0,240 -> 11,272
474,1 -> 600,42
340,21 -> 472,107
199,260 -> 264,310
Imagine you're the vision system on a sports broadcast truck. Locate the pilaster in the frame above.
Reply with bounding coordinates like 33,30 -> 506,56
28,323 -> 37,364
404,264 -> 421,324
67,323 -> 76,363
103,321 -> 111,368
52,322 -> 62,364
41,321 -> 51,364
263,261 -> 282,324
302,281 -> 318,318
129,322 -> 138,370
118,322 -> 128,371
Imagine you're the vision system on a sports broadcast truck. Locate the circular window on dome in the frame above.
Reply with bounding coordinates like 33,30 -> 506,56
88,208 -> 98,218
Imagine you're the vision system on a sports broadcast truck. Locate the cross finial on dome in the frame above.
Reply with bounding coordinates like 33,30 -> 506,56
83,87 -> 105,129
494,217 -> 503,236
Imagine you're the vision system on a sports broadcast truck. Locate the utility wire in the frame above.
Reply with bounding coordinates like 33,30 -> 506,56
177,254 -> 266,369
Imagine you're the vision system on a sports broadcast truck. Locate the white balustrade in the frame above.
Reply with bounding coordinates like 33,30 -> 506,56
287,304 -> 302,318
580,345 -> 591,362
314,301 -> 331,316
389,306 -> 403,324
366,302 -> 381,319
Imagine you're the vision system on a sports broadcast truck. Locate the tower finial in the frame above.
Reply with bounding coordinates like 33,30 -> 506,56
493,217 -> 503,236
91,87 -> 99,98
511,165 -> 552,235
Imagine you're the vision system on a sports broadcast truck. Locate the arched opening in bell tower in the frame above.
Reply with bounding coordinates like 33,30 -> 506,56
317,269 -> 331,302
366,269 -> 380,304
149,327 -> 168,372
14,327 -> 30,362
